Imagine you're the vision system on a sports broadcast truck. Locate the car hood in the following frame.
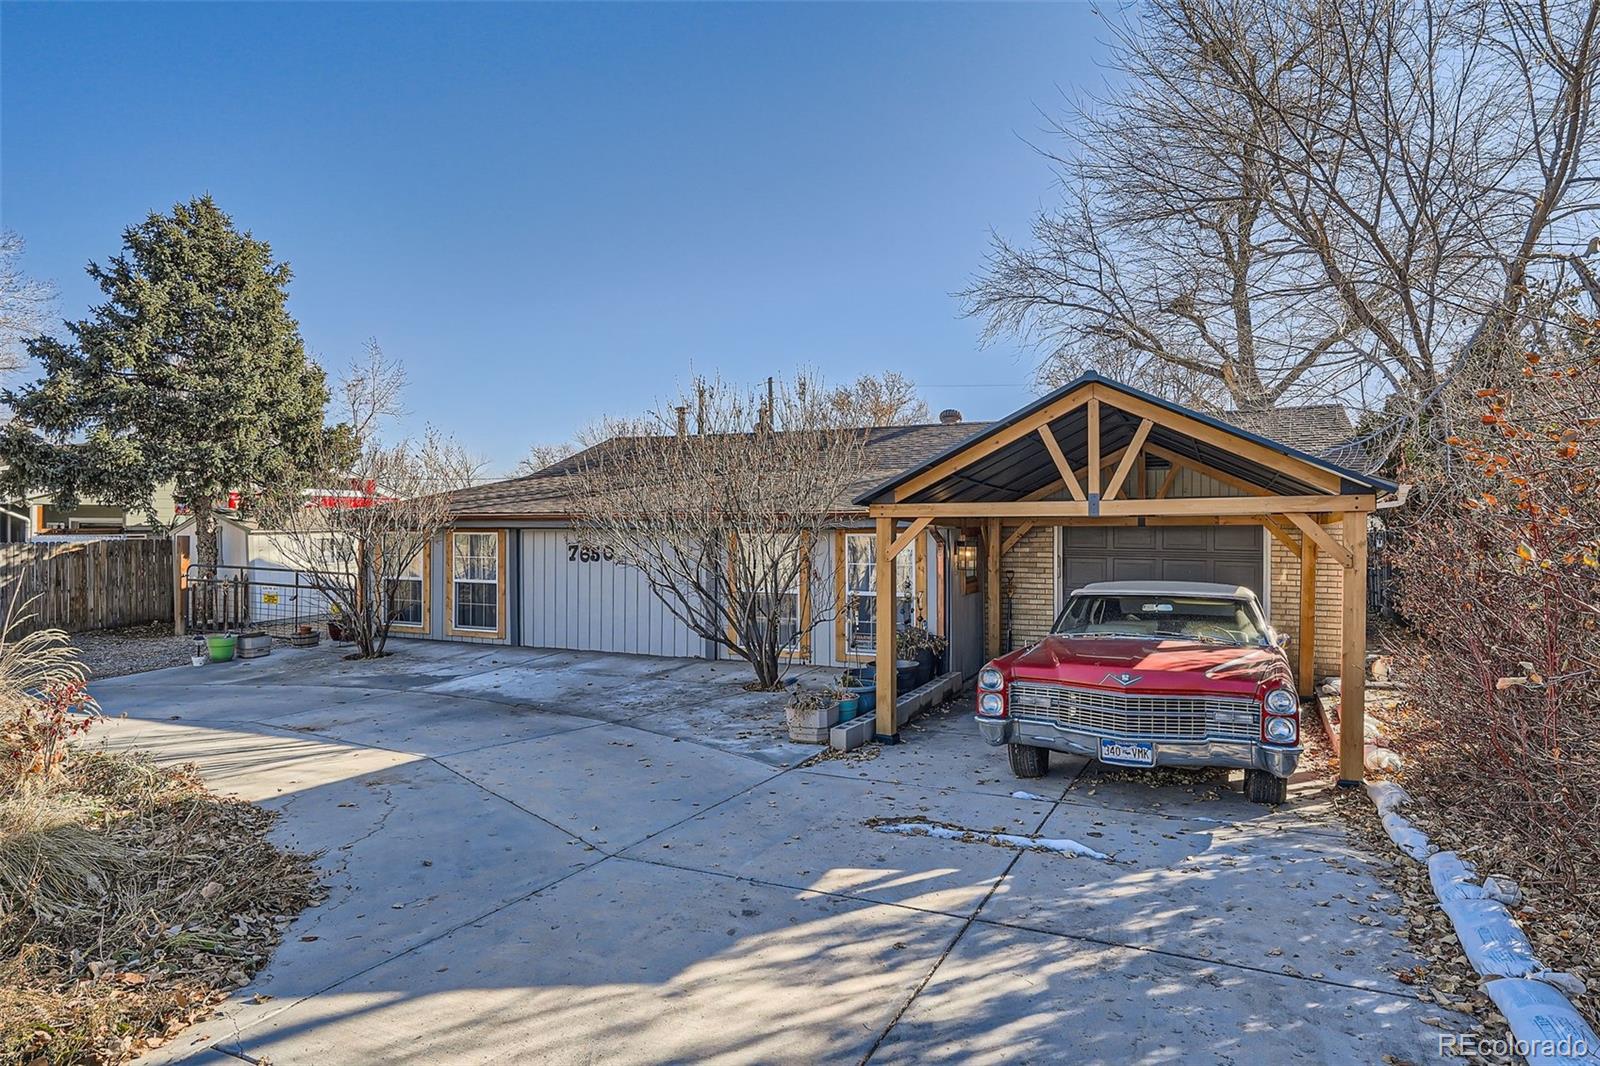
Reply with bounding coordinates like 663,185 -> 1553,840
1001,634 -> 1291,698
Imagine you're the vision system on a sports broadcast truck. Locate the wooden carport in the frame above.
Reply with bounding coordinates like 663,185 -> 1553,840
855,373 -> 1396,785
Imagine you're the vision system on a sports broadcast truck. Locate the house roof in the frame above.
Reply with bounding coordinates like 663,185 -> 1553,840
853,372 -> 1395,506
447,378 -> 1385,519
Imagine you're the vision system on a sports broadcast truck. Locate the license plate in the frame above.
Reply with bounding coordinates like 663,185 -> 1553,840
1099,738 -> 1155,767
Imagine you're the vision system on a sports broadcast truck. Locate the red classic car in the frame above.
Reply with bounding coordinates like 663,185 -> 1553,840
974,580 -> 1301,804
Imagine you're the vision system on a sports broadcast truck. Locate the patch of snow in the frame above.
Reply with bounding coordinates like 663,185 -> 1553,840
1365,746 -> 1405,772
872,822 -> 1109,861
1010,790 -> 1048,801
1485,978 -> 1600,1066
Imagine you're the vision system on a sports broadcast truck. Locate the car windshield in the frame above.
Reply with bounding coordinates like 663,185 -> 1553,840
1051,592 -> 1270,647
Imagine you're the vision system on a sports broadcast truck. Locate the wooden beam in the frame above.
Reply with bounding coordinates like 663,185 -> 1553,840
1141,443 -> 1273,498
874,517 -> 898,740
1103,419 -> 1154,502
1285,511 -> 1353,568
1154,465 -> 1179,499
1262,516 -> 1301,554
984,517 -> 1001,660
869,494 -> 1376,520
1036,427 -> 1086,501
891,385 -> 1093,502
1134,452 -> 1146,499
1001,521 -> 1034,554
887,516 -> 931,559
1090,383 -> 1344,493
1087,398 -> 1102,499
1339,512 -> 1368,784
1298,536 -> 1318,698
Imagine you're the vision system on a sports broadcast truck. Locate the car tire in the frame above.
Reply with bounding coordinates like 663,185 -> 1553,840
1245,768 -> 1288,805
1008,743 -> 1049,779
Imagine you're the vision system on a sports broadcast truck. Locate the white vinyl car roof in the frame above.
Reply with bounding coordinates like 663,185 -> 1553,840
1070,580 -> 1259,600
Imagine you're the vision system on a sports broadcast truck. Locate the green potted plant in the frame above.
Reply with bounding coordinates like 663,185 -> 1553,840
840,669 -> 875,713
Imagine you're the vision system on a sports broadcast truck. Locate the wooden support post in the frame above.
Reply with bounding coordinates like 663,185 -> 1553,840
173,537 -> 187,637
1086,399 -> 1102,504
1298,536 -> 1317,698
1339,512 -> 1368,784
874,517 -> 898,741
984,517 -> 1002,660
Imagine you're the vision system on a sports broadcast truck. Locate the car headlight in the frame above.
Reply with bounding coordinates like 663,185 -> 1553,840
1264,715 -> 1298,744
978,667 -> 1004,691
1264,688 -> 1297,715
978,692 -> 1005,717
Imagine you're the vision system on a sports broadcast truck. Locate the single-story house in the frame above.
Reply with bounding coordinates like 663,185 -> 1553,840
408,373 -> 1394,780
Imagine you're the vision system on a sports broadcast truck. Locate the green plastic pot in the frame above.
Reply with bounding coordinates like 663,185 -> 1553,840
837,695 -> 861,722
205,634 -> 237,662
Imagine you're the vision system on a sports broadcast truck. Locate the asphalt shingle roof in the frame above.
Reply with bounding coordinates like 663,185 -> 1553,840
447,405 -> 1360,518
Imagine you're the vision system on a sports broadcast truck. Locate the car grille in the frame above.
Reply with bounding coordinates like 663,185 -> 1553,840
1009,681 -> 1261,742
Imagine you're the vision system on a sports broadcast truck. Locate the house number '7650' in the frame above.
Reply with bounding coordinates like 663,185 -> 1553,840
567,544 -> 615,563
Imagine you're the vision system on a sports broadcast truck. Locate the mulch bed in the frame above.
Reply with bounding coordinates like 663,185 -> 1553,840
69,624 -> 194,681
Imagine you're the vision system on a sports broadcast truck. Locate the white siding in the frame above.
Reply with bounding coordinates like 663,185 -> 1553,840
519,529 -> 702,657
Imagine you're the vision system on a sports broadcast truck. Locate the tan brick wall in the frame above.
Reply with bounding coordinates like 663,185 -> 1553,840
1001,525 -> 1057,652
1267,525 -> 1346,681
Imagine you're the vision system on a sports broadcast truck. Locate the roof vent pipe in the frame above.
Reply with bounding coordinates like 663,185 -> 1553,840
675,405 -> 689,437
939,409 -> 963,424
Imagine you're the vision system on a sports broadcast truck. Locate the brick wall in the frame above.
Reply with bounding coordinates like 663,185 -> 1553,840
1267,526 -> 1346,681
1001,525 -> 1056,651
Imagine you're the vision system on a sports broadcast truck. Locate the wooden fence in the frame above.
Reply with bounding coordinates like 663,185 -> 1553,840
0,539 -> 175,634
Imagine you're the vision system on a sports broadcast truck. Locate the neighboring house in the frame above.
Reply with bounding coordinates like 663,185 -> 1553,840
2,481 -> 182,541
401,374 -> 1392,694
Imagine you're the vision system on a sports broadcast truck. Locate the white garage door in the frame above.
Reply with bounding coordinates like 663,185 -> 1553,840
519,529 -> 704,657
1059,525 -> 1265,601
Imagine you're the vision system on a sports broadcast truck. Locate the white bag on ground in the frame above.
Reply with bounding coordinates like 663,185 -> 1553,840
1381,810 -> 1435,861
1485,978 -> 1600,1065
1442,897 -> 1539,978
1428,851 -> 1486,902
1365,779 -> 1411,815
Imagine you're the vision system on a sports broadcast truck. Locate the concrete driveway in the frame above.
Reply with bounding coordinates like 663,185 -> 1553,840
87,639 -> 1457,1065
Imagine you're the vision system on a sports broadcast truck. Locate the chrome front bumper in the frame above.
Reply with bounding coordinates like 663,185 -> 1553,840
975,714 -> 1300,778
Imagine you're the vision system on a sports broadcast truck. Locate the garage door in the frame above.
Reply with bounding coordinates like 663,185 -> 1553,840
1059,525 -> 1264,601
519,529 -> 705,657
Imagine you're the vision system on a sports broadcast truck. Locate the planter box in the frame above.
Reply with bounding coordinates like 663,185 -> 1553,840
237,632 -> 272,659
786,702 -> 839,744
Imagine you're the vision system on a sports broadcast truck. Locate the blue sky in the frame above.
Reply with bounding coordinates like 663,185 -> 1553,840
2,2 -> 1106,474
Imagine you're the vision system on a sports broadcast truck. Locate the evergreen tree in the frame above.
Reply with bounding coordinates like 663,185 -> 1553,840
0,196 -> 339,567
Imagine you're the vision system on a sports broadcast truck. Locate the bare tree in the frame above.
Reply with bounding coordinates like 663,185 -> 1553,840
826,371 -> 933,425
0,231 -> 54,377
568,374 -> 869,689
264,345 -> 481,658
967,0 -> 1599,422
513,442 -> 577,477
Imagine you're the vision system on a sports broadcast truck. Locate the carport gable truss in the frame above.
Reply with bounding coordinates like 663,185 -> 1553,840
854,372 -> 1398,785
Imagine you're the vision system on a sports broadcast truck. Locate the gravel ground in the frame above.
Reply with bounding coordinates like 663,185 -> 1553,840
71,621 -> 196,680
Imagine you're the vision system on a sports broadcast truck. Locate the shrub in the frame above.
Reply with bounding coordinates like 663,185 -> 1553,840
1390,313 -> 1599,915
0,600 -> 101,794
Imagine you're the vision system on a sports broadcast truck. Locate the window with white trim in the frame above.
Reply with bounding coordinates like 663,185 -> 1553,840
387,549 -> 425,628
452,532 -> 499,631
842,531 -> 915,655
735,535 -> 805,650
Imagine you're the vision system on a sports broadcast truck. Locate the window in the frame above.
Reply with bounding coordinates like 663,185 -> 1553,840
387,549 -> 426,629
450,531 -> 502,634
730,534 -> 810,657
840,531 -> 916,657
